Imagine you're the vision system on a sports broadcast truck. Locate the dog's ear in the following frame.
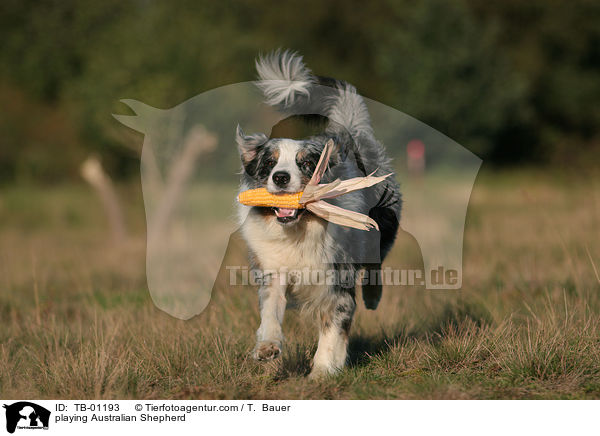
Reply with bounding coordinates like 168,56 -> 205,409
324,120 -> 354,166
327,131 -> 367,175
323,135 -> 347,168
236,125 -> 267,168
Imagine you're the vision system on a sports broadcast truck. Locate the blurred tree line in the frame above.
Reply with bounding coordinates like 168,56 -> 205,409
0,0 -> 598,183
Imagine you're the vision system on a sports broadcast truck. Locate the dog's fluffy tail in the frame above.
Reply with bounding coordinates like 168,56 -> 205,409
255,49 -> 372,139
255,49 -> 314,109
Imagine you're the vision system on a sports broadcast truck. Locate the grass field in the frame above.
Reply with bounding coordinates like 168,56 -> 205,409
1,168 -> 600,399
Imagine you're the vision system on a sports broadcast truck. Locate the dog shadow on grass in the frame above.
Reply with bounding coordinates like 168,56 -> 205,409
347,299 -> 493,368
270,300 -> 493,380
345,228 -> 493,369
273,343 -> 315,380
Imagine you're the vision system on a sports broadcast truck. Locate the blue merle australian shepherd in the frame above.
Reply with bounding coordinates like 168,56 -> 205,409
236,50 -> 401,378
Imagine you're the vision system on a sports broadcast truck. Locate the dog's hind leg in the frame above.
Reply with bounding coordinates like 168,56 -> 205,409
361,264 -> 383,310
309,291 -> 356,379
253,280 -> 286,361
361,189 -> 401,310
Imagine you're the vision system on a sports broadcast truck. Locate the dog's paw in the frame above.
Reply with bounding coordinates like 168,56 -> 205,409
307,365 -> 338,380
252,341 -> 282,361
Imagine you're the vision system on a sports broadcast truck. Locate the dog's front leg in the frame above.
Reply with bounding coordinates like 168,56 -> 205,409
309,291 -> 356,378
253,280 -> 286,361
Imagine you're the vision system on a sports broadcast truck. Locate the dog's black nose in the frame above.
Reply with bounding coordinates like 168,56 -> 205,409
272,171 -> 290,187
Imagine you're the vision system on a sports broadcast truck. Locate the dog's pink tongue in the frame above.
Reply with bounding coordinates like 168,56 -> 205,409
275,208 -> 296,218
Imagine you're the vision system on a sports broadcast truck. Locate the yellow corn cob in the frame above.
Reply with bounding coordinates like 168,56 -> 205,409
237,188 -> 304,209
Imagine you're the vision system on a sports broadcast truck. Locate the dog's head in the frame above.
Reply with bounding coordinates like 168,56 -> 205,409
237,125 -> 334,226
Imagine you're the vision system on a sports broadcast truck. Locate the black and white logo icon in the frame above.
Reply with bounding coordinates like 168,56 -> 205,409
3,402 -> 50,434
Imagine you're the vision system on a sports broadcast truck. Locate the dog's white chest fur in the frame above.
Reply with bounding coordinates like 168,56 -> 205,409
242,212 -> 334,272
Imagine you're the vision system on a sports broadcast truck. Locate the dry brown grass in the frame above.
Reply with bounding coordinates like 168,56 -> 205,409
1,169 -> 599,399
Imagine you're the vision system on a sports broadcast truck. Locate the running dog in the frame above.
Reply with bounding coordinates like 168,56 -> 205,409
236,50 -> 401,378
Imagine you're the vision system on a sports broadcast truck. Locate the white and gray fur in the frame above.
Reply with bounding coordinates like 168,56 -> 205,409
236,49 -> 401,378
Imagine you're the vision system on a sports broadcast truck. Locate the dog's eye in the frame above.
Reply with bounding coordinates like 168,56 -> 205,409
265,159 -> 277,168
301,161 -> 314,173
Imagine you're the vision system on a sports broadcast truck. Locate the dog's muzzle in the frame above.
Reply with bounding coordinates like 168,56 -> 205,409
273,207 -> 304,224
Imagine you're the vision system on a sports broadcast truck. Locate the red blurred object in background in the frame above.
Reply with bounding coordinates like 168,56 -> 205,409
407,139 -> 426,175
